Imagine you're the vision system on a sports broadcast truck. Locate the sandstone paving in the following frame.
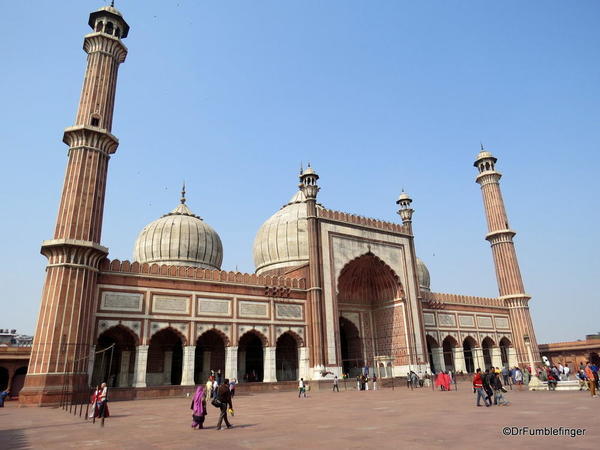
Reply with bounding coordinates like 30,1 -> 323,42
1,384 -> 598,449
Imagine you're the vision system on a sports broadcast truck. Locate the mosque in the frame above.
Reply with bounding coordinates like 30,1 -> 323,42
21,5 -> 541,405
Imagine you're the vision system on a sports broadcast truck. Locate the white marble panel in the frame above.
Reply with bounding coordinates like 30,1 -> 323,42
275,303 -> 303,320
423,312 -> 435,326
197,298 -> 231,316
239,301 -> 269,318
101,292 -> 143,312
459,315 -> 475,328
477,316 -> 493,329
437,313 -> 456,327
494,316 -> 509,329
153,295 -> 189,314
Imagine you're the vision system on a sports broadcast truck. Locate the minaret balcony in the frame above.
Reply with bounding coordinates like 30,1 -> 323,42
63,125 -> 119,155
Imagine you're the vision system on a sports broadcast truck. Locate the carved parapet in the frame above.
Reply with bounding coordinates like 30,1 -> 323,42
99,258 -> 306,290
83,33 -> 128,63
63,125 -> 119,155
41,239 -> 109,271
421,290 -> 505,308
318,208 -> 409,234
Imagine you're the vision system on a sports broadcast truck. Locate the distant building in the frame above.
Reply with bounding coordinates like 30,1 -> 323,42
0,330 -> 32,398
0,329 -> 33,347
539,333 -> 600,371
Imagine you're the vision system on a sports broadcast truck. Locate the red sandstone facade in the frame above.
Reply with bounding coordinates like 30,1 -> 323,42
21,6 -> 541,405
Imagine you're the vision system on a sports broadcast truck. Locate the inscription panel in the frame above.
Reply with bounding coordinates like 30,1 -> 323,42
101,292 -> 143,312
495,316 -> 509,329
275,303 -> 303,320
197,298 -> 231,316
423,313 -> 436,326
153,296 -> 190,314
239,301 -> 269,318
477,316 -> 493,328
458,315 -> 475,328
437,313 -> 456,327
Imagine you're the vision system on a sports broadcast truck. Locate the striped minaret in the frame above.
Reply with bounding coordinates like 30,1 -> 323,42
21,5 -> 129,405
474,147 -> 540,367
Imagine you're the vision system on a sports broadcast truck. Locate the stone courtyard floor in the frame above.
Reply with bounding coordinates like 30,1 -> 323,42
1,383 -> 598,449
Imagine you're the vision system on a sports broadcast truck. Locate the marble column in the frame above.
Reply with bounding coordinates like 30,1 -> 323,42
238,350 -> 246,381
225,346 -> 238,381
163,351 -> 173,385
473,348 -> 486,371
491,347 -> 503,369
508,347 -> 518,368
298,347 -> 309,380
87,345 -> 96,385
263,346 -> 277,382
118,350 -> 130,387
180,346 -> 196,386
431,347 -> 446,373
202,351 -> 211,382
133,345 -> 148,388
452,348 -> 466,373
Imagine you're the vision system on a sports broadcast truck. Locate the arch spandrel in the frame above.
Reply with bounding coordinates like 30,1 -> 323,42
97,320 -> 140,345
148,323 -> 188,346
274,328 -> 305,347
238,327 -> 269,347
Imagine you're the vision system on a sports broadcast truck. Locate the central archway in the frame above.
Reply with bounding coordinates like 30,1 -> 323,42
337,252 -> 404,371
238,332 -> 264,382
482,337 -> 495,369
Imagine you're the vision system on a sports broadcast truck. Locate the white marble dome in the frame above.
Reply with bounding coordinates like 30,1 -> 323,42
253,189 -> 319,275
416,258 -> 431,291
133,198 -> 222,270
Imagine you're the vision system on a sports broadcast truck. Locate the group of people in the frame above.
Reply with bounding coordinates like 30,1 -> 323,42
576,361 -> 599,397
89,382 -> 109,422
192,370 -> 235,430
472,368 -> 510,407
434,371 -> 453,391
204,370 -> 236,401
355,374 -> 377,391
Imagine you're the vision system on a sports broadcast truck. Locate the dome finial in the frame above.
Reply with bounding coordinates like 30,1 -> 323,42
480,141 -> 485,151
181,181 -> 186,204
110,0 -> 115,7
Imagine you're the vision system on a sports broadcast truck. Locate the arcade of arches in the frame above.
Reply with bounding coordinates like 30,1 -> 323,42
90,326 -> 308,388
426,334 -> 516,374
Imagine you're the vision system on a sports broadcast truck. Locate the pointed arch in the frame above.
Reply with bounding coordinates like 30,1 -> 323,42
99,324 -> 140,346
149,325 -> 187,346
337,252 -> 404,304
274,328 -> 304,347
238,328 -> 269,347
197,327 -> 230,347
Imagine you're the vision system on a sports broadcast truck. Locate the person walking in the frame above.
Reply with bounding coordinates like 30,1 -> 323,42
373,374 -> 378,391
229,378 -> 236,397
584,362 -> 597,397
191,385 -> 207,429
482,369 -> 494,405
205,377 -> 213,401
298,378 -> 306,398
333,376 -> 340,392
473,369 -> 490,407
492,372 -> 510,406
97,382 -> 109,425
215,378 -> 233,430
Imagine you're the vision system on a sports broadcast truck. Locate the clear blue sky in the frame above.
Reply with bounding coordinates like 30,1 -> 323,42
1,0 -> 598,343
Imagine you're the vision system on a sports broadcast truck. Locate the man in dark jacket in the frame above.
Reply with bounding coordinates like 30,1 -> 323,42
482,369 -> 494,405
216,378 -> 233,430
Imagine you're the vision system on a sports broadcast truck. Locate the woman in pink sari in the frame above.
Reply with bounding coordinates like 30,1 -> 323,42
190,386 -> 207,429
